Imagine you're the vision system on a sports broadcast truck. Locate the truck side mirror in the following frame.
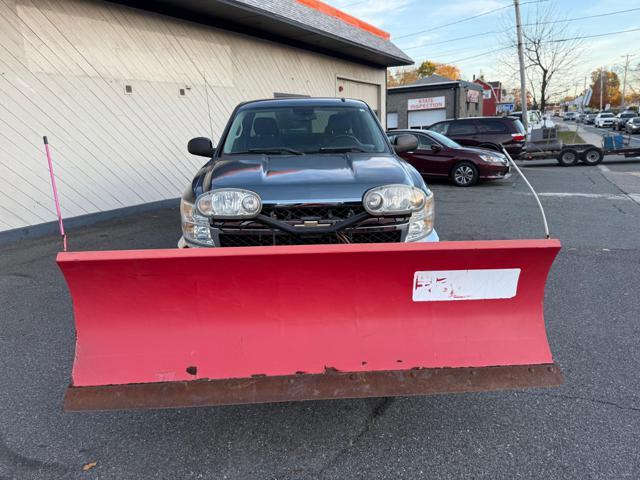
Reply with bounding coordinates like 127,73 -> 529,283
188,137 -> 215,157
393,134 -> 418,154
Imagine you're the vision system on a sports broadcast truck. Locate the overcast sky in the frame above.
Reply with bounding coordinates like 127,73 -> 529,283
328,0 -> 640,93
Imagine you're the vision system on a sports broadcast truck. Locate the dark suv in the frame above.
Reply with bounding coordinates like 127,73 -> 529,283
428,117 -> 526,157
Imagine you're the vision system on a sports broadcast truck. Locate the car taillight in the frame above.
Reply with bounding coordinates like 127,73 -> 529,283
511,133 -> 525,142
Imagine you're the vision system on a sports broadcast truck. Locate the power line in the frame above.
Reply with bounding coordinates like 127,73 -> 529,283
401,6 -> 640,54
427,26 -> 640,66
446,46 -> 513,65
392,2 -> 512,40
392,0 -> 546,41
523,7 -> 640,29
550,27 -> 640,43
407,42 -> 498,60
402,30 -> 504,51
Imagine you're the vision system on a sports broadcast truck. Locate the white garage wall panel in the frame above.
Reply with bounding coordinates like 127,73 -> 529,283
336,77 -> 380,114
408,109 -> 447,129
0,0 -> 386,232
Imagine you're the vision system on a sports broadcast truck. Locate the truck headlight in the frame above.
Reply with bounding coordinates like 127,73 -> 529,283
196,188 -> 262,219
406,191 -> 434,242
181,198 -> 213,246
363,184 -> 427,216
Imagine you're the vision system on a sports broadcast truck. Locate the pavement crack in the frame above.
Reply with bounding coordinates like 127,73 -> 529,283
524,391 -> 640,414
0,432 -> 69,478
316,397 -> 394,478
611,203 -> 627,214
595,166 -> 640,208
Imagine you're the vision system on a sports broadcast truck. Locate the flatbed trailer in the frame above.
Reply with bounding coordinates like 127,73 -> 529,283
521,142 -> 640,166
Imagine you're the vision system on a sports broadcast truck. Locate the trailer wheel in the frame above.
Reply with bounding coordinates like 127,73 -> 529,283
581,147 -> 604,166
557,148 -> 579,166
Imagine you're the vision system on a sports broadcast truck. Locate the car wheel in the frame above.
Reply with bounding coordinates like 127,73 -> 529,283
557,148 -> 579,166
451,162 -> 479,187
581,147 -> 604,165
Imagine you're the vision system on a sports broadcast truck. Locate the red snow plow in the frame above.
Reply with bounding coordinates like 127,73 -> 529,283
59,238 -> 563,411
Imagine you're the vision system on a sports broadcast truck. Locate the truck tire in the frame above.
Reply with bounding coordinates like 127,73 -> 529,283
581,147 -> 604,165
451,161 -> 479,187
557,148 -> 579,166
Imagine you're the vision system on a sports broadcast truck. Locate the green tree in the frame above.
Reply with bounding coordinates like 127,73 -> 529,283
417,60 -> 438,78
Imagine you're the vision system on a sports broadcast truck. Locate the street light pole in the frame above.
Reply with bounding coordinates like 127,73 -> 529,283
514,0 -> 528,131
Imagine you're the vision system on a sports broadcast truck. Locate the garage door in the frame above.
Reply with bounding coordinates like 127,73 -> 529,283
337,78 -> 380,116
408,109 -> 447,129
387,112 -> 398,129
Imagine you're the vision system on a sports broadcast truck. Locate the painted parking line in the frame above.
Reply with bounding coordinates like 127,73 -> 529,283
598,164 -> 610,173
512,191 -> 632,201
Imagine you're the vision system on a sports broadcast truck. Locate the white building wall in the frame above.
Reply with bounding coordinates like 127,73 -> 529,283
0,0 -> 386,232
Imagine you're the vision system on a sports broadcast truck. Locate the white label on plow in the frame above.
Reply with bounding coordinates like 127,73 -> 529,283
412,269 -> 521,302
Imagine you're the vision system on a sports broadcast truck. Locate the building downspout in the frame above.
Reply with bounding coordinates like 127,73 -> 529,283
453,86 -> 458,119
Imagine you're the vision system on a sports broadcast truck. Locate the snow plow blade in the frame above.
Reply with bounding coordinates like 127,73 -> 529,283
58,239 -> 563,411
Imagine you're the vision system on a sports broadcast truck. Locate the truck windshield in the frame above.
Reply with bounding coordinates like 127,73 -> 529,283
222,105 -> 389,154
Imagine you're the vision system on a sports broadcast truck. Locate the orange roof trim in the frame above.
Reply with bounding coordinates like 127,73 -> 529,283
296,0 -> 391,40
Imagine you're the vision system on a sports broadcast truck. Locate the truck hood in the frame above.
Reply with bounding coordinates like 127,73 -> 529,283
205,154 -> 415,203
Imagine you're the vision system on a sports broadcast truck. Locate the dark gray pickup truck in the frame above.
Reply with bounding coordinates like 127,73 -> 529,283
179,97 -> 438,247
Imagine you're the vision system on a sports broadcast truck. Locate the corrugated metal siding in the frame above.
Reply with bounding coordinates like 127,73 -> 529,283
0,0 -> 385,232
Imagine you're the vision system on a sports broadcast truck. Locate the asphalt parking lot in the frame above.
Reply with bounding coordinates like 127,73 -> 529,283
2,155 -> 640,479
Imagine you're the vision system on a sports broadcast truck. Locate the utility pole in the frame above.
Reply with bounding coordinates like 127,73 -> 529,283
621,54 -> 630,110
599,67 -> 604,111
514,0 -> 528,131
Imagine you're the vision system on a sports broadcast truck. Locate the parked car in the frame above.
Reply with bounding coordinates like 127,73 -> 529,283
179,97 -> 437,248
428,117 -> 526,157
613,111 -> 638,131
626,117 -> 640,134
387,129 -> 510,187
584,113 -> 597,125
563,111 -> 579,121
594,112 -> 615,128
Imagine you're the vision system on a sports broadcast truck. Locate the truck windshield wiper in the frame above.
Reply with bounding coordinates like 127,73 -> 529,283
317,147 -> 367,153
243,147 -> 304,155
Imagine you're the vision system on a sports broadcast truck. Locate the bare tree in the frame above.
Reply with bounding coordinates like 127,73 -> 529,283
498,2 -> 584,112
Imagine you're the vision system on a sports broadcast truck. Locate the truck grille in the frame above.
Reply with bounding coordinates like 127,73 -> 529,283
219,229 -> 402,247
261,205 -> 365,221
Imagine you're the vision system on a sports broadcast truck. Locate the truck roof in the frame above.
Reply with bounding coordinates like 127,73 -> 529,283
236,97 -> 369,110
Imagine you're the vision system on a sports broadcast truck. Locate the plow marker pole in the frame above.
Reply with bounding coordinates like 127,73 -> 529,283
58,239 -> 563,411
